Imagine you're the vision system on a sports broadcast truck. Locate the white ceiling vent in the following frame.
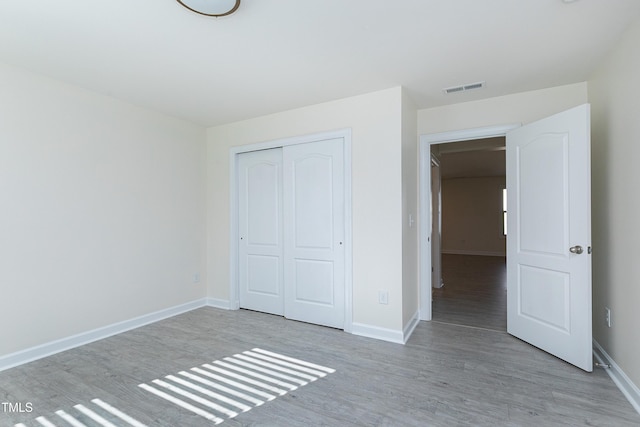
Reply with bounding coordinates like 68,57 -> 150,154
443,81 -> 485,94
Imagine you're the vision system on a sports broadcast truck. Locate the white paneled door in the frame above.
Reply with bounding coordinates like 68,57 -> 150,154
506,104 -> 592,371
283,139 -> 345,328
238,148 -> 284,315
237,138 -> 345,329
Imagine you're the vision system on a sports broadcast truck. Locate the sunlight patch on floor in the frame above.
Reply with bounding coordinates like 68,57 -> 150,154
15,398 -> 147,427
12,348 -> 334,426
138,348 -> 335,425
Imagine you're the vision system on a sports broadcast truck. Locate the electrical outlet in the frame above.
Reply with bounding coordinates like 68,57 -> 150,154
378,290 -> 389,305
605,307 -> 611,327
193,273 -> 200,284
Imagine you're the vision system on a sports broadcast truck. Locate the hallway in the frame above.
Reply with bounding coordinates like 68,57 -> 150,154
432,254 -> 507,331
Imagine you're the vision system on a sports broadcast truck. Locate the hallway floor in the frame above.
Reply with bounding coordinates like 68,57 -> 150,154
433,254 -> 507,331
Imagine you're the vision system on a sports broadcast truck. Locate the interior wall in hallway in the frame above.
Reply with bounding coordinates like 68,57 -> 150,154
441,176 -> 506,256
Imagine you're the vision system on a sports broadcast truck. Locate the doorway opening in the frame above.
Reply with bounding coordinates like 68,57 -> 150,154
420,106 -> 593,371
420,124 -> 520,330
430,137 -> 507,332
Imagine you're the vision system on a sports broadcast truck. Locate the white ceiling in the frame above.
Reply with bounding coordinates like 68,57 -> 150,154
1,0 -> 639,127
439,149 -> 506,180
435,137 -> 506,179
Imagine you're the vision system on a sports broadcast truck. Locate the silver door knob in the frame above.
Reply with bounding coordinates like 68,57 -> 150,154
569,245 -> 583,254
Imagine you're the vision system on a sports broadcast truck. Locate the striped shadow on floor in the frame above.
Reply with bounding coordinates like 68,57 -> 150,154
138,348 -> 335,425
15,398 -> 147,427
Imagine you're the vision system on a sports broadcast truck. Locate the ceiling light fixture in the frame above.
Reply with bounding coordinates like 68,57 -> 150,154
176,0 -> 241,17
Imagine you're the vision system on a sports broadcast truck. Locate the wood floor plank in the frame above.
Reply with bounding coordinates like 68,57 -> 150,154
433,254 -> 507,331
1,306 -> 638,426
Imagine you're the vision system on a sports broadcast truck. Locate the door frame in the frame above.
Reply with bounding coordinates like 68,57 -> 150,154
419,124 -> 519,321
229,129 -> 353,332
430,154 -> 443,290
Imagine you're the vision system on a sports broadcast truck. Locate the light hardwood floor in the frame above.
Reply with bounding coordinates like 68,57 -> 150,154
1,306 -> 639,426
432,254 -> 507,331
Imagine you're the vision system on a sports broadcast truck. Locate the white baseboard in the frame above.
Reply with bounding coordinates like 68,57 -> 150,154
351,322 -> 404,344
2,299 -> 425,372
0,298 -> 208,372
442,249 -> 506,257
593,339 -> 640,415
206,298 -> 233,310
402,310 -> 421,344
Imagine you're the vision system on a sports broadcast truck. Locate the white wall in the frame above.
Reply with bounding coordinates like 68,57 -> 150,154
589,17 -> 640,391
418,82 -> 588,136
0,64 -> 597,362
0,63 -> 207,357
441,176 -> 506,256
417,84 -> 588,283
401,89 -> 419,328
206,87 -> 405,332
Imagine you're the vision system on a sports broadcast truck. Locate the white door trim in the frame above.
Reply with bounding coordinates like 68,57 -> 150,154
419,124 -> 520,321
430,154 -> 443,290
229,129 -> 353,333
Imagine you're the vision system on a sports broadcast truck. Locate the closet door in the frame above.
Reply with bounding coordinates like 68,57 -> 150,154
283,138 -> 345,328
238,148 -> 284,315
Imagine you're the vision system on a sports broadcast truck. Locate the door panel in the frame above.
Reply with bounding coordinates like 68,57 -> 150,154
518,265 -> 570,332
518,134 -> 568,255
283,138 -> 345,328
292,155 -> 334,249
247,255 -> 280,295
294,259 -> 334,304
238,148 -> 284,315
506,104 -> 592,371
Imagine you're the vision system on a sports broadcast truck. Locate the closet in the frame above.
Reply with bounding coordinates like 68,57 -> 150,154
237,137 -> 346,329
